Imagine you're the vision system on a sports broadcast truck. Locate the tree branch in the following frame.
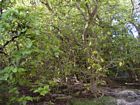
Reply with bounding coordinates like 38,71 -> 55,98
90,5 -> 97,18
131,0 -> 134,16
85,3 -> 91,17
76,3 -> 87,21
0,35 -> 20,55
40,1 -> 53,12
0,0 -> 3,15
82,5 -> 98,42
129,21 -> 140,36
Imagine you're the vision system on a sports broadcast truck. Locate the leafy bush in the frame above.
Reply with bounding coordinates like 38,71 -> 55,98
0,5 -> 60,104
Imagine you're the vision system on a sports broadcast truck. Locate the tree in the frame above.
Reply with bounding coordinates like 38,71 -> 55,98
0,0 -> 140,104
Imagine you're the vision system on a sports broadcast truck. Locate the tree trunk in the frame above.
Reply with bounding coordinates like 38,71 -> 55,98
90,74 -> 98,97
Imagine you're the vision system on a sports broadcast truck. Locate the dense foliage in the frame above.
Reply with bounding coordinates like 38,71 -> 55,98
0,0 -> 140,104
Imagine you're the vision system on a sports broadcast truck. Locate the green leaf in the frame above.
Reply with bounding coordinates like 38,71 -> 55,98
33,85 -> 50,96
12,68 -> 17,73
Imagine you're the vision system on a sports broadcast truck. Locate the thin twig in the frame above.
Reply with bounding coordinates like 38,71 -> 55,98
76,3 -> 87,21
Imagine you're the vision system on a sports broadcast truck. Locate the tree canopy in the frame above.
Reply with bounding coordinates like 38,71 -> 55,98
0,0 -> 140,104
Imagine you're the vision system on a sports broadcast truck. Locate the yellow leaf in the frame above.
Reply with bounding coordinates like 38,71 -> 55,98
101,58 -> 104,62
119,62 -> 123,66
92,51 -> 98,54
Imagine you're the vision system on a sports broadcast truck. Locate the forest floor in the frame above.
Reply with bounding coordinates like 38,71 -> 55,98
27,78 -> 140,105
28,83 -> 140,105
